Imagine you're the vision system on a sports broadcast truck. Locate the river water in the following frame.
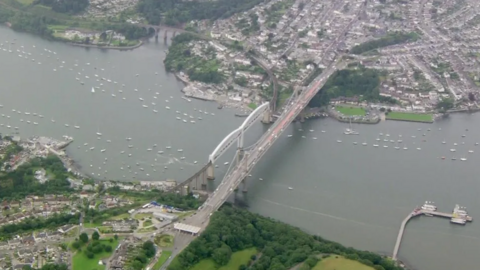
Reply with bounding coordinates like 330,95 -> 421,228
1,27 -> 479,270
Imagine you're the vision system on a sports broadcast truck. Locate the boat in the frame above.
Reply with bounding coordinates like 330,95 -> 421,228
460,158 -> 467,161
468,150 -> 474,153
96,132 -> 102,136
344,118 -> 359,135
336,140 -> 342,143
166,146 -> 171,149
259,178 -> 263,181
287,135 -> 293,138
224,162 -> 229,165
417,147 -> 421,150
100,149 -> 106,153
450,218 -> 466,225
353,142 -> 357,145
143,105 -> 148,108
421,201 -> 437,211
147,148 -> 152,151
362,142 -> 367,146
177,149 -> 183,152
450,149 -> 456,152
373,144 -> 379,147
452,157 -> 457,160
288,187 -> 293,190
74,125 -> 80,129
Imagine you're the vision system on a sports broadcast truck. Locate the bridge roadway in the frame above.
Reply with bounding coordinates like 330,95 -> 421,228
182,58 -> 345,230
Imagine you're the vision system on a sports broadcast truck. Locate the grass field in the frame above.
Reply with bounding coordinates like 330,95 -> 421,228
154,234 -> 174,248
335,106 -> 366,116
143,220 -> 153,227
153,250 -> 172,270
312,256 -> 375,270
15,0 -> 34,6
190,259 -> 216,270
135,213 -> 153,220
188,248 -> 257,270
72,239 -> 119,270
218,248 -> 257,270
386,112 -> 433,122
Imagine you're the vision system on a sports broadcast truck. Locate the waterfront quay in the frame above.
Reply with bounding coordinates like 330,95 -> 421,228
393,203 -> 473,261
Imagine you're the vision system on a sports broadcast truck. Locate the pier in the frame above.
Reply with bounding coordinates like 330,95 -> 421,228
393,203 -> 473,261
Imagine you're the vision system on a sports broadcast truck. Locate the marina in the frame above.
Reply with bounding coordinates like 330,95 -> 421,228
393,202 -> 473,261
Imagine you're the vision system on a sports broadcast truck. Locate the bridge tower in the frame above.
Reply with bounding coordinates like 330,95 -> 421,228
261,108 -> 273,124
206,162 -> 215,180
155,28 -> 159,40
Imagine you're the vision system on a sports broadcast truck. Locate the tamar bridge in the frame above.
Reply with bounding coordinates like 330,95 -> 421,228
168,58 -> 344,232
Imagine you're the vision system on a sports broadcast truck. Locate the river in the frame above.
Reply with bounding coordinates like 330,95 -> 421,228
1,26 -> 479,270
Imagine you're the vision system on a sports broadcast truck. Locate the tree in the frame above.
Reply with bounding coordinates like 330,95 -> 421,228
468,92 -> 476,102
79,232 -> 89,243
212,244 -> 232,266
436,97 -> 454,113
72,241 -> 81,249
92,231 -> 100,241
105,245 -> 113,252
114,234 -> 118,240
85,251 -> 94,259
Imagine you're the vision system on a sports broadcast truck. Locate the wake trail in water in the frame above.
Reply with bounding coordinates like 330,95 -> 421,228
260,198 -> 390,230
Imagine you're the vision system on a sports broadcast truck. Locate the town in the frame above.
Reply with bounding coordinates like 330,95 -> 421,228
157,0 -> 480,123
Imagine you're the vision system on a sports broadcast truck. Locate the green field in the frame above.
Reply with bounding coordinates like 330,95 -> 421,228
248,102 -> 257,110
312,256 -> 375,270
155,234 -> 174,248
188,248 -> 257,270
153,250 -> 172,270
143,220 -> 153,227
190,259 -> 217,270
15,0 -> 34,6
335,106 -> 366,116
386,112 -> 433,122
72,239 -> 119,270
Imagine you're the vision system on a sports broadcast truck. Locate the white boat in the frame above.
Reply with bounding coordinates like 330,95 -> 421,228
259,178 -> 263,181
147,148 -> 152,151
417,147 -> 421,150
153,110 -> 158,113
288,187 -> 293,190
128,145 -> 133,148
166,106 -> 170,109
421,201 -> 437,211
460,158 -> 467,161
373,144 -> 379,147
287,135 -> 293,138
224,162 -> 229,165
362,142 -> 367,146
96,132 -> 102,136
344,119 -> 359,135
336,140 -> 342,143
143,105 -> 148,108
468,150 -> 474,153
74,125 -> 80,129
450,149 -> 456,152
166,146 -> 171,149
100,149 -> 106,153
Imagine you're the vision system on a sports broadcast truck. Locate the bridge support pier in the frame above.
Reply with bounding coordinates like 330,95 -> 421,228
242,178 -> 248,193
236,148 -> 244,165
206,163 -> 215,180
299,109 -> 306,122
261,109 -> 272,124
164,30 -> 168,43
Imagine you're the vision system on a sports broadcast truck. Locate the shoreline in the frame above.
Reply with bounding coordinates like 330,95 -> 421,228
67,40 -> 144,51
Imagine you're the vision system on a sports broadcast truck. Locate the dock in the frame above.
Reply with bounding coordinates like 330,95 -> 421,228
392,203 -> 473,261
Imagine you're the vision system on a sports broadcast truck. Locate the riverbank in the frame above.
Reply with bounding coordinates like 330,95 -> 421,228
67,40 -> 143,51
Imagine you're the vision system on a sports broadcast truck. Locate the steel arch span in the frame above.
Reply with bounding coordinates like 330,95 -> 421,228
209,102 -> 269,164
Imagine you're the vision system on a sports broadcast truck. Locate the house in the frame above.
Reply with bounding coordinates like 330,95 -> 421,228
80,191 -> 89,199
58,224 -> 76,234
